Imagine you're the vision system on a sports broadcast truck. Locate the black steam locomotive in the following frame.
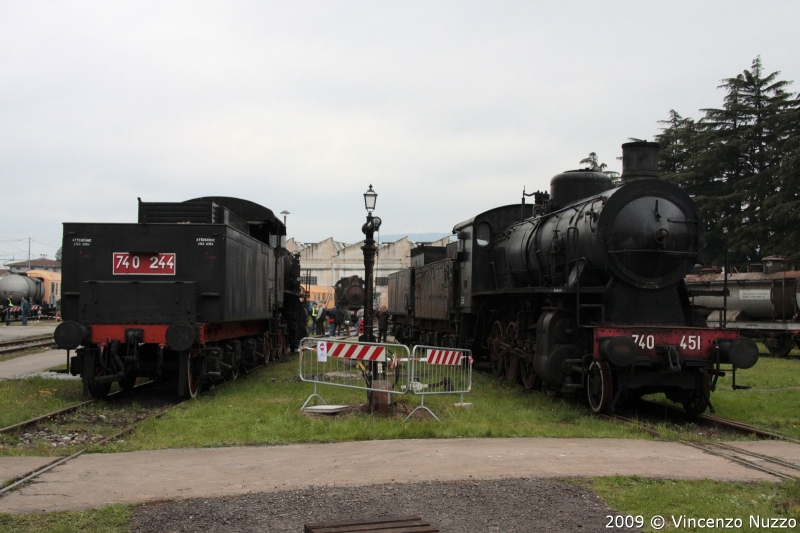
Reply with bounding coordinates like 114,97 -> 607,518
334,275 -> 366,312
54,197 -> 307,399
389,142 -> 759,414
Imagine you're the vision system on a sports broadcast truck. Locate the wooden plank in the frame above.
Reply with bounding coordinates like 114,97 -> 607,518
305,515 -> 439,533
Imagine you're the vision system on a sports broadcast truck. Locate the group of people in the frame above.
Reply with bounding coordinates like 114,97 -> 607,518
4,295 -> 31,326
310,304 -> 352,337
309,302 -> 391,342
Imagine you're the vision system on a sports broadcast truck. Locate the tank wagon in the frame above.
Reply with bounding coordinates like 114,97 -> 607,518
0,270 -> 61,318
334,275 -> 366,312
686,257 -> 800,357
389,142 -> 759,415
54,197 -> 307,399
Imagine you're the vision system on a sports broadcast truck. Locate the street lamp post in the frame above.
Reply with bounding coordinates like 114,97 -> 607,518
359,185 -> 381,343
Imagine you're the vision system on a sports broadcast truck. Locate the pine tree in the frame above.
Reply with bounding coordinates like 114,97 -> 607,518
660,58 -> 799,265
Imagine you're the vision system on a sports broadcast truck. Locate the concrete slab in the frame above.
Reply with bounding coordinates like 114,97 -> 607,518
725,440 -> 800,468
0,323 -> 57,342
0,457 -> 55,486
0,350 -> 70,379
0,437 -> 782,514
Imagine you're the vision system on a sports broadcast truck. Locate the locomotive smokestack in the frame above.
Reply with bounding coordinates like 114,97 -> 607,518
620,141 -> 660,183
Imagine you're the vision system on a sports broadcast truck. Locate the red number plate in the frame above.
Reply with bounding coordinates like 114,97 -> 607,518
112,253 -> 176,275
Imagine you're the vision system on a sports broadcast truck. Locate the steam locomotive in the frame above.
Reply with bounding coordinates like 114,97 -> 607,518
388,142 -> 759,414
54,197 -> 307,399
334,275 -> 366,312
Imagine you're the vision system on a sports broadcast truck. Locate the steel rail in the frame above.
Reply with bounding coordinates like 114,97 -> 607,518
637,398 -> 800,444
0,336 -> 58,355
599,404 -> 800,480
0,402 -> 181,496
0,363 -> 269,497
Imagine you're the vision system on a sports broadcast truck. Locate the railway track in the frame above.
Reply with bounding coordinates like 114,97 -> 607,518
601,403 -> 800,480
0,335 -> 58,356
0,363 -> 270,497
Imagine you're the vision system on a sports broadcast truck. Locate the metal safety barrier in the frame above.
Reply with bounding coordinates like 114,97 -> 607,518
298,337 -> 410,410
405,345 -> 473,421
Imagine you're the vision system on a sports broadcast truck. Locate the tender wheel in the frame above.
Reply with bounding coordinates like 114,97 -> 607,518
280,330 -> 290,356
118,374 -> 137,390
489,321 -> 506,378
187,351 -> 201,399
263,334 -> 272,363
587,361 -> 613,413
505,323 -> 519,383
85,350 -> 111,400
767,334 -> 794,358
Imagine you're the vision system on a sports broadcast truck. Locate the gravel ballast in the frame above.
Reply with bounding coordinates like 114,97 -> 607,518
131,478 -> 639,533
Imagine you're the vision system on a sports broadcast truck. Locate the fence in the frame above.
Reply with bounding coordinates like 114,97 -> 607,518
405,345 -> 473,421
298,337 -> 411,411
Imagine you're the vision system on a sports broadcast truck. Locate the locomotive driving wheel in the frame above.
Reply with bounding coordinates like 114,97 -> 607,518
682,370 -> 711,418
587,361 -> 613,413
489,320 -> 506,378
520,356 -> 538,390
505,322 -> 519,383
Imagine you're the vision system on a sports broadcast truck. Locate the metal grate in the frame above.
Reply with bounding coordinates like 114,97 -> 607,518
304,516 -> 439,533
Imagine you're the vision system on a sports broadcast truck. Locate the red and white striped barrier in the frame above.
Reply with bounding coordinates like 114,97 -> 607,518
317,341 -> 386,362
298,337 -> 411,411
425,349 -> 470,366
406,344 -> 473,421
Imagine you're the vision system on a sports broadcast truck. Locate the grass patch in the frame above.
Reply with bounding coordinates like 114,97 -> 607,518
0,505 -> 128,533
590,476 -> 800,532
100,354 -> 647,453
0,377 -> 84,429
647,357 -> 800,439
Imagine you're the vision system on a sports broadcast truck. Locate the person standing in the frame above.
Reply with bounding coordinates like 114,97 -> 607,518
333,308 -> 344,336
4,295 -> 12,326
327,308 -> 336,337
376,306 -> 390,343
21,296 -> 30,326
342,309 -> 352,337
310,303 -> 318,335
316,305 -> 327,337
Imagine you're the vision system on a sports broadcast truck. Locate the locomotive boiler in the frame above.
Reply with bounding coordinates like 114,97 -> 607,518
389,142 -> 759,414
54,197 -> 307,399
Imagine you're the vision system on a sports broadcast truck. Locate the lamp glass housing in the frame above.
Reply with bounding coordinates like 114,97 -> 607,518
364,185 -> 377,212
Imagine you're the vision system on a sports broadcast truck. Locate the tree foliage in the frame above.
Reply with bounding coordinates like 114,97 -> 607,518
657,57 -> 800,266
579,152 -> 621,183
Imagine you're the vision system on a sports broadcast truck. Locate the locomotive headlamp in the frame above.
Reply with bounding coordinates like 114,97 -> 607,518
364,184 -> 377,212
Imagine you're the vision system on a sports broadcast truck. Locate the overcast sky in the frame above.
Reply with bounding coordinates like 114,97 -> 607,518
2,1 -> 798,262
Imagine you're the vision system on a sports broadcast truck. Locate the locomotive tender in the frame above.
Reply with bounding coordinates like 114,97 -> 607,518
54,197 -> 307,399
389,142 -> 759,414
